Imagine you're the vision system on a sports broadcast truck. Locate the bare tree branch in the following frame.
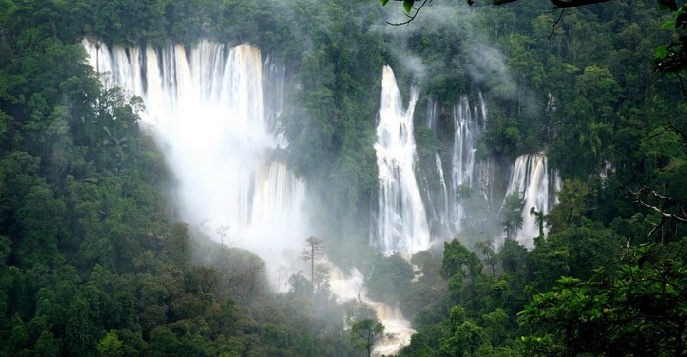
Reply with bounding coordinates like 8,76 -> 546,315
548,8 -> 566,40
630,186 -> 687,241
386,0 -> 431,26
666,122 -> 687,142
549,0 -> 612,8
386,0 -> 613,27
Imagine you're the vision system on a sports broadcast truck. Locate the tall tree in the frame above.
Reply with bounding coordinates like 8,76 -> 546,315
301,236 -> 323,295
501,191 -> 525,239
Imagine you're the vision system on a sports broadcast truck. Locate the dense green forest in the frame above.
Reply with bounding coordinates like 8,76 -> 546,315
1,0 -> 687,356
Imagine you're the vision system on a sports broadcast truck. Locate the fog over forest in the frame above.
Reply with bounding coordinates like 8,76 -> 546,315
1,1 -> 686,356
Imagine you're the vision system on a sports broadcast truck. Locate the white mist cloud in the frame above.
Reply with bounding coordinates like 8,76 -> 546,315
377,2 -> 520,100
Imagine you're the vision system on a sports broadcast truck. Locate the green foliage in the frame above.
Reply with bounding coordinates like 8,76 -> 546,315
350,318 -> 384,357
2,0 -> 687,356
546,179 -> 597,234
0,2 -> 377,355
498,237 -> 527,274
654,1 -> 687,86
97,331 -> 124,357
440,319 -> 488,356
278,1 -> 387,239
365,253 -> 414,304
441,239 -> 483,307
501,191 -> 525,239
400,251 -> 449,324
519,241 -> 687,356
441,239 -> 482,282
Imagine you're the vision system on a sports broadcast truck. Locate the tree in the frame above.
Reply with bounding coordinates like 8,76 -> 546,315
381,0 -> 612,26
546,179 -> 596,234
366,253 -> 415,303
440,320 -> 488,357
654,1 -> 687,93
350,318 -> 384,357
97,331 -> 124,357
501,191 -> 525,239
381,0 -> 687,86
216,225 -> 230,246
301,236 -> 323,295
529,207 -> 545,238
476,241 -> 498,278
441,239 -> 483,300
498,237 -> 527,274
519,241 -> 687,356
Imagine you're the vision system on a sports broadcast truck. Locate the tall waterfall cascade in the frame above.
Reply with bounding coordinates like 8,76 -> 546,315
373,66 -> 431,254
422,99 -> 451,237
505,154 -> 562,248
83,39 -> 308,283
450,95 -> 489,231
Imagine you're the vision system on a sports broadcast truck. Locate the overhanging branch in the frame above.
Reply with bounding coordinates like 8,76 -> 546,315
630,186 -> 687,241
386,0 -> 431,26
549,0 -> 612,8
491,0 -> 611,7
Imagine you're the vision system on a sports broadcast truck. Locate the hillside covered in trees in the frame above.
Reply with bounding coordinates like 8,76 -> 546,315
1,0 -> 686,356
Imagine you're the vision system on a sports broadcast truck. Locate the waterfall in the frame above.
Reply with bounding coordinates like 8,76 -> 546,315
264,56 -> 288,147
327,262 -> 415,357
422,99 -> 450,235
373,66 -> 430,254
504,154 -> 561,248
436,152 -> 450,226
450,95 -> 487,231
83,39 -> 307,283
426,99 -> 438,132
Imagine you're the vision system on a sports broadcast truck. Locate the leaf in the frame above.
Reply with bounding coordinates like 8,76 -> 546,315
81,178 -> 99,184
403,0 -> 414,13
655,45 -> 669,59
661,20 -> 677,29
592,266 -> 605,274
380,0 -> 390,5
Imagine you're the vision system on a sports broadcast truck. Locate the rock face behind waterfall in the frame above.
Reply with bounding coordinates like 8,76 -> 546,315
449,95 -> 488,233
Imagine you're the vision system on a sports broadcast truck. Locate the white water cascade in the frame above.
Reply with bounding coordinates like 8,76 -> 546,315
373,66 -> 431,254
326,263 -> 415,357
426,99 -> 438,132
421,99 -> 452,237
83,39 -> 308,283
435,152 -> 450,227
505,154 -> 562,248
451,95 -> 487,231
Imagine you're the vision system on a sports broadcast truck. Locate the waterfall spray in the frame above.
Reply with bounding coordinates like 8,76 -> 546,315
84,39 -> 308,286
